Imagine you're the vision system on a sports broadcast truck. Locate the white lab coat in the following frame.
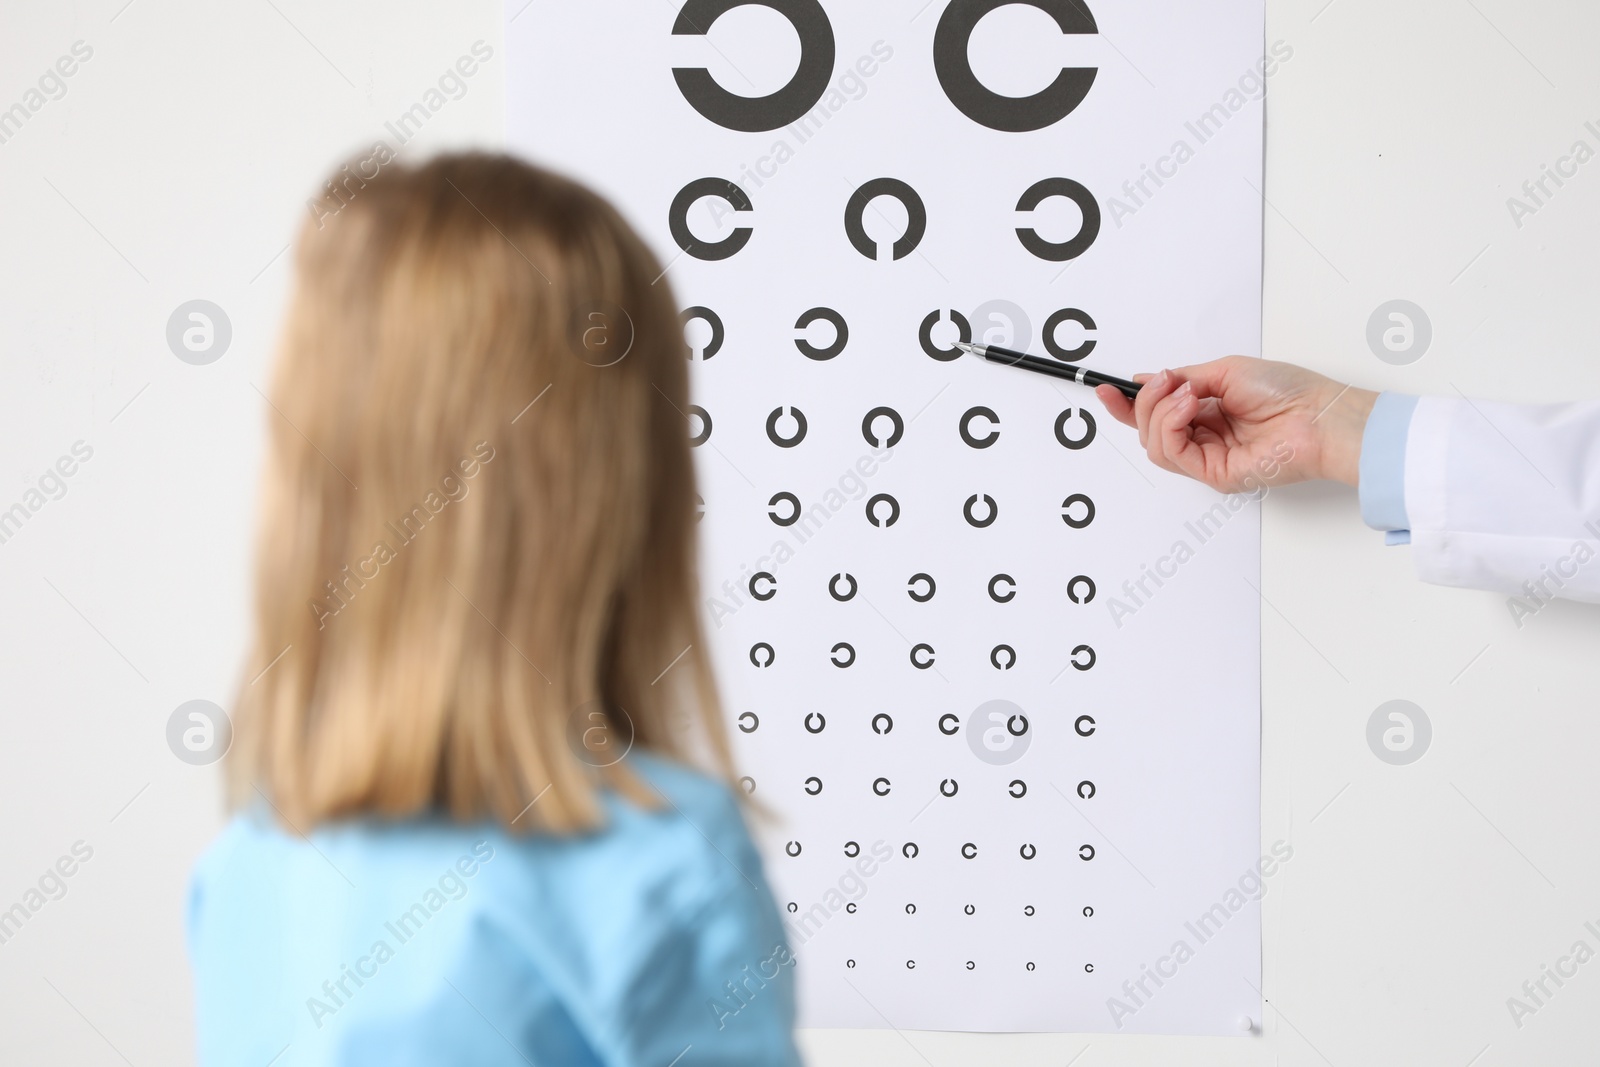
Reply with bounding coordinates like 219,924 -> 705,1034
1405,396 -> 1600,604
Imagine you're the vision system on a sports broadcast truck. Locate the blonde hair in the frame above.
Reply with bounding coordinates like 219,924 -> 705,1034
230,152 -> 728,833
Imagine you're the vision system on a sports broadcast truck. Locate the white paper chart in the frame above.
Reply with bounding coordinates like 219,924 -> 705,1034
510,0 -> 1265,1035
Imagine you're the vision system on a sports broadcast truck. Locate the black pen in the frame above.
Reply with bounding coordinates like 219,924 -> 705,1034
954,341 -> 1142,401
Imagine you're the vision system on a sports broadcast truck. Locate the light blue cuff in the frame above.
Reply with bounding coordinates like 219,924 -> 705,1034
1358,391 -> 1418,546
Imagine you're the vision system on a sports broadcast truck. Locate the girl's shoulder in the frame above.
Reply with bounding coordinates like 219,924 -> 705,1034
189,751 -> 768,944
187,755 -> 797,1065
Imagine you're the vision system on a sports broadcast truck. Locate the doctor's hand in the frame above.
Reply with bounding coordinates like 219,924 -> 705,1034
1095,356 -> 1376,493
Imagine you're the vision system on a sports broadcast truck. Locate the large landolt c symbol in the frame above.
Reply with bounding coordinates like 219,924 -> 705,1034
672,0 -> 837,132
933,0 -> 1098,132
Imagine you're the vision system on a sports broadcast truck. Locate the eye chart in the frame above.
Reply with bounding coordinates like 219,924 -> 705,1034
511,0 -> 1266,1035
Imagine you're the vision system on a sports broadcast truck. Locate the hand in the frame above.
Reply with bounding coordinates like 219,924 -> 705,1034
1094,356 -> 1377,492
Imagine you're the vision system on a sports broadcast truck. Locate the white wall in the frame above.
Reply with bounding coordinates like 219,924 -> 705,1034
2,1 -> 1596,1063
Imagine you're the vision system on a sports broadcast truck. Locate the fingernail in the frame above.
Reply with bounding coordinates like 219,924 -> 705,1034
1174,380 -> 1192,399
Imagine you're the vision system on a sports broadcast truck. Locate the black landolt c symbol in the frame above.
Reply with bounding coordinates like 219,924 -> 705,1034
669,178 -> 754,260
933,0 -> 1098,132
672,0 -> 836,132
766,406 -> 808,447
845,178 -> 927,260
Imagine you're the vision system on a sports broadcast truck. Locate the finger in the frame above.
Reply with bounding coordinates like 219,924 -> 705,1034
1189,396 -> 1233,441
1133,369 -> 1181,450
1166,357 -> 1244,402
1144,378 -> 1193,472
1132,373 -> 1154,385
1095,384 -> 1135,427
1157,384 -> 1210,482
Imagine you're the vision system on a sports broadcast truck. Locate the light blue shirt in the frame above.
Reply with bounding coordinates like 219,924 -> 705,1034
187,752 -> 799,1067
1359,391 -> 1419,545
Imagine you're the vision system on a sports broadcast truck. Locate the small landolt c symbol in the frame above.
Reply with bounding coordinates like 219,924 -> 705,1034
1067,575 -> 1096,604
872,713 -> 894,735
908,572 -> 936,601
829,573 -> 858,601
769,491 -> 801,526
766,406 -> 808,446
785,840 -> 802,856
965,698 -> 1030,765
737,712 -> 759,733
964,494 -> 998,528
920,309 -> 972,361
960,406 -> 1001,448
680,305 -> 724,359
805,712 -> 826,733
939,714 -> 960,735
866,493 -> 901,527
845,177 -> 927,260
688,405 -> 712,446
1061,494 -> 1095,528
668,177 -> 754,260
831,642 -> 856,668
796,306 -> 848,360
861,406 -> 904,448
1055,408 -> 1097,449
1016,177 -> 1101,261
749,643 -> 775,667
1044,307 -> 1096,362
873,777 -> 892,796
805,777 -> 823,795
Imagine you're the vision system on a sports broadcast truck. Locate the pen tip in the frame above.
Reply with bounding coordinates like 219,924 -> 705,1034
953,341 -> 976,355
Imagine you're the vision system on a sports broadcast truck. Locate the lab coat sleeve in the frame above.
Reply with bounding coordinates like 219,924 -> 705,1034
1399,394 -> 1600,603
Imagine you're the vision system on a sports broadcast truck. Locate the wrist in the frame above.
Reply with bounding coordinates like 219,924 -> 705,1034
1315,385 -> 1377,487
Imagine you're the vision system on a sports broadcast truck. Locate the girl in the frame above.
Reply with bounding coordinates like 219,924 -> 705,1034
187,153 -> 799,1066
